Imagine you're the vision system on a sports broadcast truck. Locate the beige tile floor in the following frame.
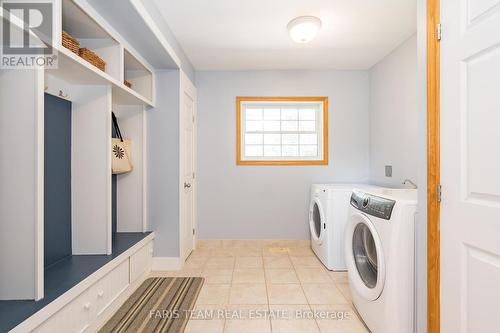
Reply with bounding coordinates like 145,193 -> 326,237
152,240 -> 368,333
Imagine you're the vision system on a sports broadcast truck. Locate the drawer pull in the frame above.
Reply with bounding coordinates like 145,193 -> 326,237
84,302 -> 91,311
97,290 -> 104,298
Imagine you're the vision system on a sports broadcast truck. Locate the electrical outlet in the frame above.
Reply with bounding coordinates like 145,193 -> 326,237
385,165 -> 393,177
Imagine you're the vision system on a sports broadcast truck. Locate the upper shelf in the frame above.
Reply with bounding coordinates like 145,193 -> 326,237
124,49 -> 153,101
48,47 -> 154,106
62,0 -> 122,82
2,0 -> 157,106
49,0 -> 155,107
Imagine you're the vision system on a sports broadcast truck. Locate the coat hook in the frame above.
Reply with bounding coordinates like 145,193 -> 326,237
59,90 -> 68,98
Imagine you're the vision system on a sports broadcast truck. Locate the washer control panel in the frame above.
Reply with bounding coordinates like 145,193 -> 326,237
350,190 -> 396,220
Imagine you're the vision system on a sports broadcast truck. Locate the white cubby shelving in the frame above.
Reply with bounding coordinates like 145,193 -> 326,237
112,105 -> 148,233
0,0 -> 155,301
124,49 -> 153,102
55,0 -> 155,107
62,0 -> 122,81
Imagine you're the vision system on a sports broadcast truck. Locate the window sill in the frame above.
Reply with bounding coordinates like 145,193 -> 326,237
236,159 -> 328,166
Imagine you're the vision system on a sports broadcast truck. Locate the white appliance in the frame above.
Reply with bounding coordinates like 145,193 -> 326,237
345,188 -> 417,333
309,184 -> 375,271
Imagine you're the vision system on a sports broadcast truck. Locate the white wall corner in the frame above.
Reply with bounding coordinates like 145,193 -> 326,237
152,257 -> 183,271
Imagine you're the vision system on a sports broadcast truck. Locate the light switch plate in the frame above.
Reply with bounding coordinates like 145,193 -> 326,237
385,165 -> 393,177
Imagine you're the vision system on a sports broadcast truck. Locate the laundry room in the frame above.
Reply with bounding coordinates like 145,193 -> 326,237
192,5 -> 421,332
2,0 -> 456,332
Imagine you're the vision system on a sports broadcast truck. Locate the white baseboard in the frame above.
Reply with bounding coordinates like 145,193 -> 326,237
152,257 -> 183,271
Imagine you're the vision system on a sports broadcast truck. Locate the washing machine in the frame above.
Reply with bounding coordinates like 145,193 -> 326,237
309,184 -> 375,271
345,188 -> 417,333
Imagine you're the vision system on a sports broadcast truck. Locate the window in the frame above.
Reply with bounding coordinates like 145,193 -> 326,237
236,97 -> 328,165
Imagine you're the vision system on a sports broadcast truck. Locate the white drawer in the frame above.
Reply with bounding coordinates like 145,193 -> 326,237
129,241 -> 153,282
34,289 -> 93,333
34,260 -> 130,333
90,259 -> 130,319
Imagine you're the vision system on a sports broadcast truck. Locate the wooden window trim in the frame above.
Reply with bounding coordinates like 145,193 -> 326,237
236,96 -> 329,166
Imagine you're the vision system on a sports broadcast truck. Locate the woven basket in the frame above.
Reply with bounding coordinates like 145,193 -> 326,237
62,31 -> 80,55
124,80 -> 132,88
79,48 -> 106,72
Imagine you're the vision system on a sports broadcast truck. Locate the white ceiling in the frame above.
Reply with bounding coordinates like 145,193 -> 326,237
152,0 -> 417,71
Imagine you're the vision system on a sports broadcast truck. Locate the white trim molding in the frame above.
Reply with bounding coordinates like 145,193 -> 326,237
152,257 -> 183,271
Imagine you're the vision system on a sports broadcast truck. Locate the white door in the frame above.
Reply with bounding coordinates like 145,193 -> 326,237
180,72 -> 197,261
441,1 -> 500,332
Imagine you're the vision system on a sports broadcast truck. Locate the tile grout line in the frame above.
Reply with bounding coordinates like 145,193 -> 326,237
292,251 -> 323,332
262,249 -> 274,333
222,251 -> 236,333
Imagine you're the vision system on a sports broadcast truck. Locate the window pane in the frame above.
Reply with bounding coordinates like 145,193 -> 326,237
299,120 -> 316,131
300,133 -> 317,145
282,133 -> 299,144
299,108 -> 316,120
246,120 -> 263,132
240,100 -> 325,162
246,145 -> 263,157
281,121 -> 298,131
246,108 -> 262,120
282,145 -> 299,156
264,145 -> 281,157
300,145 -> 318,157
264,108 -> 280,120
263,120 -> 280,131
245,133 -> 263,144
281,108 -> 298,120
264,134 -> 281,145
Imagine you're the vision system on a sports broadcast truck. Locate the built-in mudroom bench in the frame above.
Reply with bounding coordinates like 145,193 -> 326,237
0,233 -> 154,332
0,0 -> 182,331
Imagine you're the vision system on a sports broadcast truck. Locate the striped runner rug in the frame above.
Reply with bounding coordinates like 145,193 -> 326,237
99,277 -> 204,333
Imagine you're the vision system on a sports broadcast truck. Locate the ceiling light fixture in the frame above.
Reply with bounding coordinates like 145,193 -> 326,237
287,16 -> 322,43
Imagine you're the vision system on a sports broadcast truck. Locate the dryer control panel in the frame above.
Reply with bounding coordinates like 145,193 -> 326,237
350,190 -> 396,220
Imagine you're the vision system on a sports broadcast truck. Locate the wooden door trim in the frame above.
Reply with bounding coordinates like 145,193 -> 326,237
427,0 -> 440,332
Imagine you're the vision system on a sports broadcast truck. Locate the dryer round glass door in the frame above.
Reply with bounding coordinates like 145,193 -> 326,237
309,198 -> 325,244
345,212 -> 385,301
353,223 -> 378,288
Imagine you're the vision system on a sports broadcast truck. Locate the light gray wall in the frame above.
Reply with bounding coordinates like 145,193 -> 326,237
141,0 -> 196,81
368,32 -> 425,332
369,35 -> 418,187
147,70 -> 180,257
195,70 -> 370,240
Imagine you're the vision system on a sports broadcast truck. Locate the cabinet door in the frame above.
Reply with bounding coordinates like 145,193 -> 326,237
129,241 -> 153,282
34,290 -> 93,333
92,259 -> 130,319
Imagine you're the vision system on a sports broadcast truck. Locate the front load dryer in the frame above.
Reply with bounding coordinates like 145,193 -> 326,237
345,188 -> 417,333
309,184 -> 375,271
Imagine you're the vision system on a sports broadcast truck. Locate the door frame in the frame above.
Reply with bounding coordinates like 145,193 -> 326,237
427,0 -> 440,332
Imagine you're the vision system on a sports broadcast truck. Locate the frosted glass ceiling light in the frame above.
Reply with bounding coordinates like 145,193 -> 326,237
287,16 -> 322,43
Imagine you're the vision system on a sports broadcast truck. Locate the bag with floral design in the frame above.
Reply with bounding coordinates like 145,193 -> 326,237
111,112 -> 133,174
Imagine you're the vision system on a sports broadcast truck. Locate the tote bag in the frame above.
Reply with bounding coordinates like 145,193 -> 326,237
112,112 -> 133,174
